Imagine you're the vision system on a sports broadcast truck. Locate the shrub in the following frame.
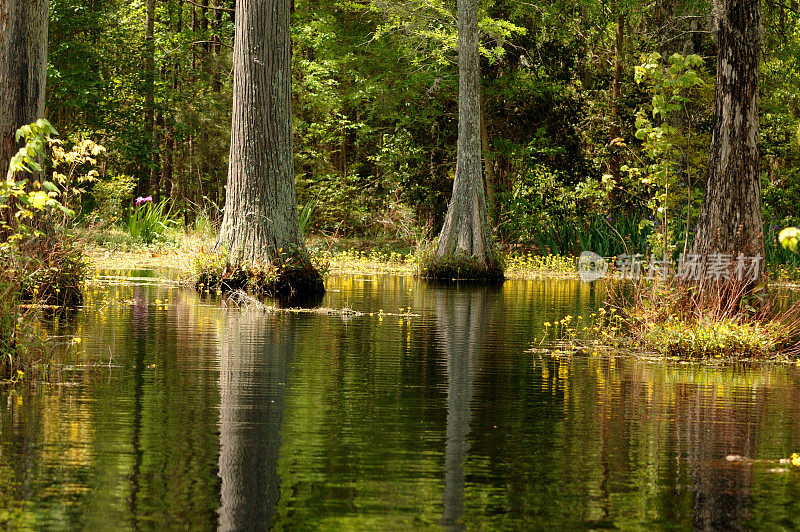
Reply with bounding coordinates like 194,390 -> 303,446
92,173 -> 135,223
0,120 -> 90,378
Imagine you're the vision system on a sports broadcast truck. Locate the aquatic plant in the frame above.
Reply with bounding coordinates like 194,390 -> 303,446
604,278 -> 800,359
128,197 -> 179,245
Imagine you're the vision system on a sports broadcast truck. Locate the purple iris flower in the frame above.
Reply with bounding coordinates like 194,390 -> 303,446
135,196 -> 153,206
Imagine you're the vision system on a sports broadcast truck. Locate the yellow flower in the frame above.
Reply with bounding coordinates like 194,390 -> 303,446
544,322 -> 551,327
72,337 -> 82,344
792,453 -> 800,467
779,227 -> 800,252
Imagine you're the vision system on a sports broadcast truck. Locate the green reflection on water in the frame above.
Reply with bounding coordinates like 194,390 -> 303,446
1,275 -> 800,530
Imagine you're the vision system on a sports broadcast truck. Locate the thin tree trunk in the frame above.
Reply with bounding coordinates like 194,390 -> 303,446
140,0 -> 157,198
691,0 -> 764,271
211,0 -> 222,92
0,0 -> 48,179
480,101 -> 498,226
201,0 -> 209,53
217,0 -> 322,296
609,13 -> 625,184
434,0 -> 499,276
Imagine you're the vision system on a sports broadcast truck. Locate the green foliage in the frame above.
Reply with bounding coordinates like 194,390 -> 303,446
128,199 -> 179,245
639,316 -> 785,358
604,278 -> 800,359
0,121 -> 90,376
43,0 -> 800,268
193,246 -> 228,291
298,199 -> 318,237
779,226 -> 800,252
92,173 -> 136,223
0,271 -> 19,361
50,137 -> 106,212
1,120 -> 73,248
627,52 -> 711,257
15,235 -> 87,308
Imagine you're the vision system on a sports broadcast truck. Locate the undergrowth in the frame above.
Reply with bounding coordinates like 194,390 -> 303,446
194,244 -> 326,300
548,278 -> 800,359
417,251 -> 505,282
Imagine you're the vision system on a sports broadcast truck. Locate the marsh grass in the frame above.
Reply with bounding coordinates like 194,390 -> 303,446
128,199 -> 180,245
608,278 -> 800,359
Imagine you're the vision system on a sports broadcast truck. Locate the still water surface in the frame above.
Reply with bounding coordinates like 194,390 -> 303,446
2,274 -> 800,530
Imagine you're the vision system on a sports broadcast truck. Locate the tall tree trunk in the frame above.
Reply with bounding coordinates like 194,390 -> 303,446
433,0 -> 500,277
139,0 -> 157,198
480,101 -> 498,226
211,0 -> 223,92
691,0 -> 764,274
608,13 -> 625,184
0,0 -> 48,179
217,0 -> 323,296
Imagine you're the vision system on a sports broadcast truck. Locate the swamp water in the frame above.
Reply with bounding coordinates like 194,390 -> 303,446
2,273 -> 800,530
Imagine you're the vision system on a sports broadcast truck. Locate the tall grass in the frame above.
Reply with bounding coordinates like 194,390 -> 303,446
299,199 -> 317,237
531,213 -> 650,257
128,199 -> 179,244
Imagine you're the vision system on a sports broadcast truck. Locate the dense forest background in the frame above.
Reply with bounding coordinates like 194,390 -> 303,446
48,0 -> 800,256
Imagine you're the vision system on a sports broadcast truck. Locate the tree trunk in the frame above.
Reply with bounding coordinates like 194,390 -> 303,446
480,101 -> 498,227
211,0 -> 223,92
0,0 -> 48,179
434,0 -> 500,277
217,0 -> 322,296
691,0 -> 764,272
139,0 -> 157,198
608,13 -> 625,184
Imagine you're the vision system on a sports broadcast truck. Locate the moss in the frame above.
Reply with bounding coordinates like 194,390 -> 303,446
417,251 -> 504,282
195,245 -> 326,301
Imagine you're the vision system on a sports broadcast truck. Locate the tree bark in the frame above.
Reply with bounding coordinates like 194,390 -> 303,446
139,0 -> 157,198
217,0 -> 322,295
0,0 -> 48,179
691,0 -> 764,269
608,13 -> 625,184
434,0 -> 499,274
480,101 -> 498,227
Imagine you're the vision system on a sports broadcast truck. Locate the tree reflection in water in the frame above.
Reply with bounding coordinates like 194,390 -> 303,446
433,284 -> 498,531
217,310 -> 294,531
